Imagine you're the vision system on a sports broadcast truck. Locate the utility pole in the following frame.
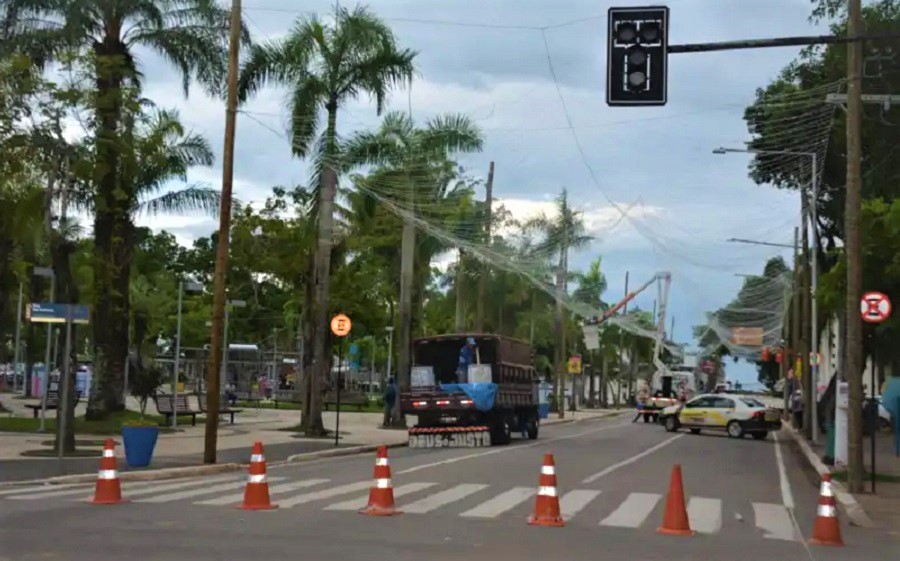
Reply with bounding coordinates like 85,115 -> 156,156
621,271 -> 630,401
800,188 -> 811,440
476,161 -> 494,332
792,226 -> 801,417
204,0 -> 242,464
845,0 -> 865,494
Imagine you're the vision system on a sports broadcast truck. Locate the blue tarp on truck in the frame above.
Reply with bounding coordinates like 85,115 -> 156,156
440,383 -> 497,412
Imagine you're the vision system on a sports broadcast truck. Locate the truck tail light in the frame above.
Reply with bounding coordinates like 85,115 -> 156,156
413,401 -> 428,407
436,400 -> 450,406
460,399 -> 473,406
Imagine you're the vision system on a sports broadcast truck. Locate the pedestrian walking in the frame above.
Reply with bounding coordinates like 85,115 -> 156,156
383,376 -> 397,427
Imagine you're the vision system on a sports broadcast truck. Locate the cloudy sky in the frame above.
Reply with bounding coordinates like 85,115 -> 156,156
132,0 -> 835,386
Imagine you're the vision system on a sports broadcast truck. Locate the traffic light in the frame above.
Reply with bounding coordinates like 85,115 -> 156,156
606,6 -> 669,106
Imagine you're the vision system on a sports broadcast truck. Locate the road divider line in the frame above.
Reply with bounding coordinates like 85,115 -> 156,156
687,496 -> 722,534
324,482 -> 435,511
460,487 -> 536,518
599,492 -> 661,528
401,483 -> 488,514
582,433 -> 685,484
772,431 -> 795,509
397,421 -> 632,475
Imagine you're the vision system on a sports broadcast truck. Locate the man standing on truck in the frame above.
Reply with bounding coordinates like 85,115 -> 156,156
457,338 -> 477,383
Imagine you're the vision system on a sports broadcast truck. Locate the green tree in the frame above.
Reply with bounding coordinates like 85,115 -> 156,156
238,4 -> 416,435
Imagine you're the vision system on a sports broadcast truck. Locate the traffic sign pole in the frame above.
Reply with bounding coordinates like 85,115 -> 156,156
855,291 -> 891,490
330,314 -> 352,447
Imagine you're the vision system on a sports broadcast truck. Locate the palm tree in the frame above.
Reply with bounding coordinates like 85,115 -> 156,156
9,0 -> 235,417
238,5 -> 416,435
344,111 -> 482,423
573,258 -> 607,406
525,189 -> 593,418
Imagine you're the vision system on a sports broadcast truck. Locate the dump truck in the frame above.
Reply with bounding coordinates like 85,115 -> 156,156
400,333 -> 540,447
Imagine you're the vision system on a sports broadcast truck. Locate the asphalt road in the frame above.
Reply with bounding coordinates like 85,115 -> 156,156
0,415 -> 894,561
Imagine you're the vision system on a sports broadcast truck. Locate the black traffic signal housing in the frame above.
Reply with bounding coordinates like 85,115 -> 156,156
607,6 -> 669,106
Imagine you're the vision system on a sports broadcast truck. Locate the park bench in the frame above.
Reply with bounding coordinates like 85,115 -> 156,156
198,393 -> 242,424
25,390 -> 83,418
323,390 -> 368,411
273,389 -> 302,409
154,393 -> 201,426
234,390 -> 262,406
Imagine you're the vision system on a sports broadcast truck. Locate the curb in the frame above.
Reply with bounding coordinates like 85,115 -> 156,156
782,423 -> 875,528
281,441 -> 409,463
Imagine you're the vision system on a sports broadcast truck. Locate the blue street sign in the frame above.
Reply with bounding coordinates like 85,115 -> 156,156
349,343 -> 359,356
27,303 -> 90,324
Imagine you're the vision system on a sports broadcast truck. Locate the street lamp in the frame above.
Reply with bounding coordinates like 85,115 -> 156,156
172,280 -> 204,428
715,145 -> 820,442
222,299 -> 246,385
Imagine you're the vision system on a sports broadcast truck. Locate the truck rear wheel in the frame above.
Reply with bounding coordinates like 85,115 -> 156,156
490,417 -> 511,445
526,419 -> 539,440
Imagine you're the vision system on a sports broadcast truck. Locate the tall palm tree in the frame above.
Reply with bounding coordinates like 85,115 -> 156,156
8,0 -> 235,417
525,189 -> 593,418
344,111 -> 482,423
238,5 -> 416,435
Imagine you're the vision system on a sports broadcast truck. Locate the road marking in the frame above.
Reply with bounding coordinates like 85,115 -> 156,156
582,433 -> 686,483
196,478 -> 330,506
0,484 -> 86,497
324,482 -> 435,511
752,502 -> 799,541
397,422 -> 632,475
278,481 -> 372,508
559,489 -> 601,520
460,487 -> 536,518
79,474 -> 242,501
400,483 -> 488,513
599,492 -> 662,528
137,477 -> 285,503
8,479 -> 161,500
687,497 -> 722,534
772,431 -> 794,509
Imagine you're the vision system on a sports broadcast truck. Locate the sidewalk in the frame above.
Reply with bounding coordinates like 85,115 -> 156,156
788,420 -> 900,538
0,392 -> 622,483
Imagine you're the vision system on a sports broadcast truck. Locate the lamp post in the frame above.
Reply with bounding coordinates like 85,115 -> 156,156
33,267 -> 55,432
716,146 -> 820,442
173,281 -> 203,428
222,299 -> 246,387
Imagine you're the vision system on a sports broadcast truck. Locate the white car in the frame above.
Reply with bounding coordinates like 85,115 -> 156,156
660,393 -> 782,440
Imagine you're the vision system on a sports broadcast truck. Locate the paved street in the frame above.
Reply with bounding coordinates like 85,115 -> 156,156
0,416 -> 893,560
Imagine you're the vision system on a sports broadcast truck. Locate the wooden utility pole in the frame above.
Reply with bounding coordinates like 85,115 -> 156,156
203,0 -> 242,464
454,250 -> 465,332
845,0 -> 865,494
475,161 -> 494,332
800,189 -> 812,439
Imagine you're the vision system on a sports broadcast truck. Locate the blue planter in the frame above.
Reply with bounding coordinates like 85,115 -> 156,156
121,425 -> 159,467
538,403 -> 550,419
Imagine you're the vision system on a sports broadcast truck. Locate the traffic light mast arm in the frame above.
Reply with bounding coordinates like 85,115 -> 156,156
667,31 -> 900,54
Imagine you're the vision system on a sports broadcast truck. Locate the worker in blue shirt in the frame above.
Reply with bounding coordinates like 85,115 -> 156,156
457,337 -> 476,383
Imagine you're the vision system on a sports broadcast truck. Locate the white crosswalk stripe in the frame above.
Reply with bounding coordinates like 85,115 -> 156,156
196,478 -> 331,506
0,475 -> 801,542
460,486 -> 535,518
324,482 -> 436,511
599,492 -> 662,528
687,497 -> 723,534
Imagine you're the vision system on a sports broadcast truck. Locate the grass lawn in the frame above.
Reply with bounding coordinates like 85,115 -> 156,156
0,410 -> 199,435
831,470 -> 900,483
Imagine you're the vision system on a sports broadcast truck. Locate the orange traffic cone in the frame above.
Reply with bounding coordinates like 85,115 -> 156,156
657,464 -> 693,536
239,441 -> 278,510
89,438 -> 125,505
359,445 -> 400,516
809,473 -> 843,546
528,453 -> 565,527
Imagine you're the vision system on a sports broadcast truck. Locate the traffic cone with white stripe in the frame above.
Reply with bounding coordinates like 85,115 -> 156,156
239,441 -> 278,510
809,473 -> 843,546
359,445 -> 400,516
528,453 -> 564,527
89,438 -> 125,505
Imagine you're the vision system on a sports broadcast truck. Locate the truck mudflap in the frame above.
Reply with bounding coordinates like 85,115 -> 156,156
408,426 -> 491,448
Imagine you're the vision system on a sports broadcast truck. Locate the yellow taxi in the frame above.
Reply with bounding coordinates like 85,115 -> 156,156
660,393 -> 782,440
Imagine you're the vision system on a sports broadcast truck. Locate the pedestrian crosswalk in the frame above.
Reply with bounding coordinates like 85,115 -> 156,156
0,476 -> 801,540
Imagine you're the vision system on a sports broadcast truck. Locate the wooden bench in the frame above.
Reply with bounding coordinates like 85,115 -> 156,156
323,390 -> 368,411
234,390 -> 262,405
25,390 -> 83,418
273,389 -> 302,409
198,393 -> 242,424
155,394 -> 201,426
